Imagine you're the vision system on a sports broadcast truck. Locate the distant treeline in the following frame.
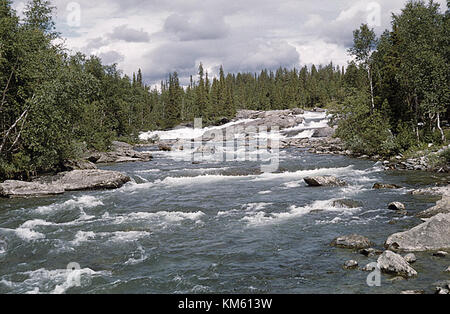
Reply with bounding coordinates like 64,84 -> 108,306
0,0 -> 449,180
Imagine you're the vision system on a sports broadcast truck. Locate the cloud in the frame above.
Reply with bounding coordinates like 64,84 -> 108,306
108,25 -> 150,43
97,50 -> 124,64
163,13 -> 229,41
35,0 -> 449,85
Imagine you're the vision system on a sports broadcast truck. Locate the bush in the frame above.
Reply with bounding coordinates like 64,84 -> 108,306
334,90 -> 396,157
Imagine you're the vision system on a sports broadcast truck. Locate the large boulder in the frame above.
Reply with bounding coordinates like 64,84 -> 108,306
385,213 -> 450,252
331,234 -> 373,249
377,250 -> 418,278
1,170 -> 131,198
416,195 -> 450,218
55,170 -> 131,191
0,181 -> 65,198
304,176 -> 347,187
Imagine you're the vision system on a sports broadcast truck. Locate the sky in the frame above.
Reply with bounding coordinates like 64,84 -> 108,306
11,0 -> 448,85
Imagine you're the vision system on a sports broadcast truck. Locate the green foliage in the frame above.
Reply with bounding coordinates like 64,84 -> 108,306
334,90 -> 395,156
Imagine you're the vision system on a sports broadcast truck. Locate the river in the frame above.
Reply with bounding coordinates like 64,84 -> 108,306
0,111 -> 448,294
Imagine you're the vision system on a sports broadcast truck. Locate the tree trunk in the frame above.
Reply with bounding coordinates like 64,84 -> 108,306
437,112 -> 445,142
368,66 -> 375,111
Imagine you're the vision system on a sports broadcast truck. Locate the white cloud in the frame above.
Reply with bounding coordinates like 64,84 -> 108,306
11,0 -> 448,84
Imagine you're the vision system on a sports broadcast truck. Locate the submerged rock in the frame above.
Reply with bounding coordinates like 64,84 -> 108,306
331,234 -> 373,249
359,248 -> 382,257
158,143 -> 172,152
332,199 -> 363,208
373,183 -> 402,190
388,202 -> 406,211
304,176 -> 347,187
433,251 -> 448,258
377,250 -> 418,278
385,213 -> 450,252
343,260 -> 359,269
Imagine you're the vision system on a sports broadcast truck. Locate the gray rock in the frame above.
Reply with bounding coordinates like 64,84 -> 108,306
332,199 -> 363,209
331,234 -> 373,249
433,251 -> 448,257
313,108 -> 327,112
385,213 -> 450,252
0,169 -> 130,198
417,195 -> 450,219
304,176 -> 347,187
312,127 -> 335,138
55,170 -> 131,191
373,183 -> 402,190
359,248 -> 382,257
88,142 -> 152,164
0,180 -> 65,198
63,160 -> 97,171
401,290 -> 425,295
388,202 -> 406,211
361,263 -> 377,272
411,186 -> 450,197
194,145 -> 216,154
403,253 -> 417,264
158,143 -> 172,152
291,108 -> 305,115
445,266 -> 450,273
343,260 -> 359,269
377,250 -> 418,278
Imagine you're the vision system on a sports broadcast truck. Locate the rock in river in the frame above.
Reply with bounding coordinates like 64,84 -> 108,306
385,213 -> 450,252
343,260 -> 359,269
0,170 -> 131,198
403,253 -> 417,264
388,202 -> 406,211
373,183 -> 402,190
377,250 -> 418,278
332,199 -> 362,208
331,234 -> 373,249
304,176 -> 347,187
416,195 -> 450,219
0,181 -> 65,198
54,170 -> 131,191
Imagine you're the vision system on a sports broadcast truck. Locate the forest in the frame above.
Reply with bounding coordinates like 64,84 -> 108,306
0,0 -> 449,180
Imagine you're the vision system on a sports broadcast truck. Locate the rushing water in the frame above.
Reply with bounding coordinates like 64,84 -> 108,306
0,112 -> 448,294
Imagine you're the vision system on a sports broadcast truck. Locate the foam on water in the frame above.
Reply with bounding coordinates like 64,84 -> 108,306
1,267 -> 111,294
36,196 -> 103,214
242,199 -> 362,227
139,118 -> 257,141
